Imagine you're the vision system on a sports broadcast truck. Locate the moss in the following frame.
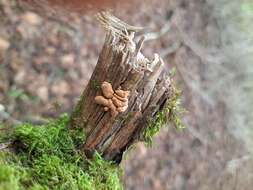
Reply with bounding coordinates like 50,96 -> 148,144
90,80 -> 100,91
143,88 -> 185,146
70,93 -> 88,129
0,125 -> 13,144
0,114 -> 123,190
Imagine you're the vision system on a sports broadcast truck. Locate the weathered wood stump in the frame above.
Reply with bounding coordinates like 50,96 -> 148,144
70,12 -> 176,163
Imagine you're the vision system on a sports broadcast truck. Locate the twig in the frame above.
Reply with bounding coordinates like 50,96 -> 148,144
143,23 -> 172,41
175,20 -> 225,64
174,58 -> 215,106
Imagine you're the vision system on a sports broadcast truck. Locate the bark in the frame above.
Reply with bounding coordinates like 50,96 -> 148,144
70,12 -> 175,163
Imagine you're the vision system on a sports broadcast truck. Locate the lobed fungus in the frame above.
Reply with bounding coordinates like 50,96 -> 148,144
94,82 -> 130,117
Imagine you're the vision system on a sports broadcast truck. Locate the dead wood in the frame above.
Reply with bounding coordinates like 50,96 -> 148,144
70,12 -> 175,163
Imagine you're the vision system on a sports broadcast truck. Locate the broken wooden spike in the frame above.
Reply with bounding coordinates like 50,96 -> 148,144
70,12 -> 176,163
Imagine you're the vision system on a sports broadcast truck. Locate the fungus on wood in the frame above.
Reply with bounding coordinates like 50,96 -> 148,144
70,12 -> 178,163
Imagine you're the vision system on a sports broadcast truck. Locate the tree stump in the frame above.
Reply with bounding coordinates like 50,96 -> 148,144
70,12 -> 177,163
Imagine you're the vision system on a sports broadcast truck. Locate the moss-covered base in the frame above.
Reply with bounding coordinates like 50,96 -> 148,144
0,115 -> 123,190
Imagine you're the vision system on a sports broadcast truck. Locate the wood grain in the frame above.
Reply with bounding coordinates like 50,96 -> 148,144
70,12 -> 174,163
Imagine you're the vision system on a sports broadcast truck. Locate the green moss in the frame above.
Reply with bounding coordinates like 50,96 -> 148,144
90,80 -> 100,91
143,88 -> 185,146
0,125 -> 13,144
0,114 -> 123,190
70,93 -> 88,129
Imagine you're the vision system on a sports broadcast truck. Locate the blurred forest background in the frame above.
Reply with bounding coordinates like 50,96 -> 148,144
0,0 -> 253,189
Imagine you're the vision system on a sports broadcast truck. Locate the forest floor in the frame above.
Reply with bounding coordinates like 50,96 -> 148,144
0,0 -> 252,190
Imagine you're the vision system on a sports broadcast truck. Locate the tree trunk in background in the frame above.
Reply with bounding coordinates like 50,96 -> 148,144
70,12 -> 175,163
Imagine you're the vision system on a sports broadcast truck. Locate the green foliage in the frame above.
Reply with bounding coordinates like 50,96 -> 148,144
0,125 -> 13,143
87,153 -> 123,190
0,157 -> 20,190
143,88 -> 185,146
0,114 -> 123,190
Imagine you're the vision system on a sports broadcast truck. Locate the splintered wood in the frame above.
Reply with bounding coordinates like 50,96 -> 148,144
70,12 -> 175,163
